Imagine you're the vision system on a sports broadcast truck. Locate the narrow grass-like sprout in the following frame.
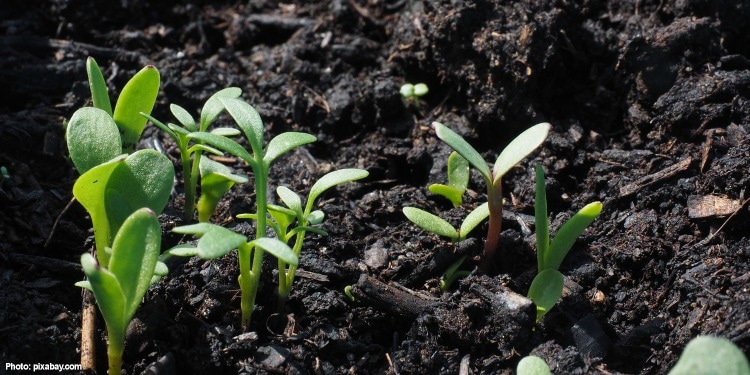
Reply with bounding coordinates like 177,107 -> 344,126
429,151 -> 470,207
433,122 -> 550,267
76,208 -> 161,375
527,165 -> 602,320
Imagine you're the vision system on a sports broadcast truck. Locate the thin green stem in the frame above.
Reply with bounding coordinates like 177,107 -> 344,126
240,159 -> 267,329
185,150 -> 202,222
277,231 -> 305,311
106,327 -> 124,375
238,242 -> 255,329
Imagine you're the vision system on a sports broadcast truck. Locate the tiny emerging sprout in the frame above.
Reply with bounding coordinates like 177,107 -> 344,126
197,157 -> 248,222
527,165 -> 602,321
439,255 -> 471,291
0,166 -> 9,188
343,285 -> 358,302
429,151 -> 470,207
400,82 -> 429,106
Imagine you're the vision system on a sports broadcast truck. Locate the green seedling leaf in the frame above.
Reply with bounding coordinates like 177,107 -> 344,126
86,57 -> 112,115
66,107 -> 122,174
249,237 -> 298,266
210,127 -> 241,137
517,356 -> 551,375
197,157 -> 248,222
668,336 -> 750,375
527,269 -> 564,321
403,207 -> 458,241
200,87 -> 242,131
153,261 -> 168,277
306,169 -> 369,214
107,208 -> 160,320
277,186 -> 303,216
164,244 -> 201,258
173,222 -> 247,259
170,104 -> 196,131
73,155 -> 126,265
219,97 -> 264,154
188,131 -> 254,165
535,165 -> 549,272
113,65 -> 160,151
432,122 -> 491,183
428,184 -> 463,207
289,225 -> 328,237
80,252 -> 126,339
187,143 -> 224,156
459,202 -> 490,240
307,210 -> 325,225
106,150 -> 175,234
413,83 -> 429,97
400,84 -> 415,98
492,123 -> 551,184
544,201 -> 602,271
264,132 -> 317,166
447,151 -> 469,193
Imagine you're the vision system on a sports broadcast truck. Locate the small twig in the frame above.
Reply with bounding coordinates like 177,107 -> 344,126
693,195 -> 750,248
81,288 -> 97,373
619,157 -> 692,197
45,197 -> 76,249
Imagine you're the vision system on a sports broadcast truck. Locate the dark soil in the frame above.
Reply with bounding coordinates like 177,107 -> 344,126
2,1 -> 749,374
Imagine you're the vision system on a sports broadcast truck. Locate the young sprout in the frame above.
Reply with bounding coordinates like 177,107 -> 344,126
239,168 -> 368,311
403,203 -> 489,243
432,122 -> 550,268
429,151 -> 470,207
400,82 -> 429,106
527,165 -> 602,321
439,255 -> 471,291
171,96 -> 317,328
143,87 -> 244,221
197,157 -> 248,222
76,208 -> 162,375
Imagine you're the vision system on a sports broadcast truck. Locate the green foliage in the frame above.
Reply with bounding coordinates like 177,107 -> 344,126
439,255 -> 471,291
527,165 -> 602,321
668,336 -> 750,375
516,356 -> 551,375
429,151 -> 470,207
66,107 -> 122,174
400,82 -> 429,106
197,157 -> 248,223
402,203 -> 489,242
431,122 -> 550,263
76,208 -> 161,375
73,150 -> 174,266
143,87 -> 242,221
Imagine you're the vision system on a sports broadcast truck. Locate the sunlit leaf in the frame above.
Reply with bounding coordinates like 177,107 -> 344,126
402,207 -> 458,241
66,107 -> 122,174
492,123 -> 550,184
86,57 -> 112,115
433,122 -> 491,183
113,65 -> 160,152
527,269 -> 564,321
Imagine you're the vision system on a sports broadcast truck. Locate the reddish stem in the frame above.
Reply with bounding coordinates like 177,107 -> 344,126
482,182 -> 503,270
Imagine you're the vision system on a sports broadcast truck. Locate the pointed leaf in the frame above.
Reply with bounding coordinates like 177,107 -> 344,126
277,186 -> 303,215
86,57 -> 112,115
107,208 -> 160,319
141,113 -> 177,140
535,165 -> 549,272
428,184 -> 463,207
306,169 -> 369,214
200,157 -> 248,183
80,253 -> 127,337
263,132 -> 317,166
250,237 -> 298,266
544,201 -> 602,271
459,202 -> 490,240
527,269 -> 564,321
492,123 -> 550,184
66,107 -> 123,174
165,244 -> 201,257
200,87 -> 242,131
188,131 -> 254,165
289,225 -> 328,237
402,207 -> 458,241
219,97 -> 264,154
432,122 -> 491,183
113,66 -> 160,151
170,104 -> 196,131
306,210 -> 325,225
173,223 -> 247,259
210,127 -> 241,137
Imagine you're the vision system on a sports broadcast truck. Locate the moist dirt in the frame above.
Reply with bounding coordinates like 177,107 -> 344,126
1,1 -> 749,374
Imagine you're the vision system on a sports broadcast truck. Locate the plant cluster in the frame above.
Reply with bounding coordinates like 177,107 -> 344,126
67,58 -> 367,373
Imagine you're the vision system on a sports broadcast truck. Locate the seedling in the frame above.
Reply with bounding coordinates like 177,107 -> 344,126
439,255 -> 471,291
400,82 -> 429,107
143,87 -> 244,221
197,157 -> 248,222
0,166 -> 9,188
429,151 -> 470,207
239,168 -> 369,310
527,165 -> 601,321
85,57 -> 160,153
76,208 -> 162,375
169,96 -> 317,327
432,122 -> 550,267
516,355 -> 551,375
72,150 -> 174,267
668,336 -> 750,375
403,203 -> 489,243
